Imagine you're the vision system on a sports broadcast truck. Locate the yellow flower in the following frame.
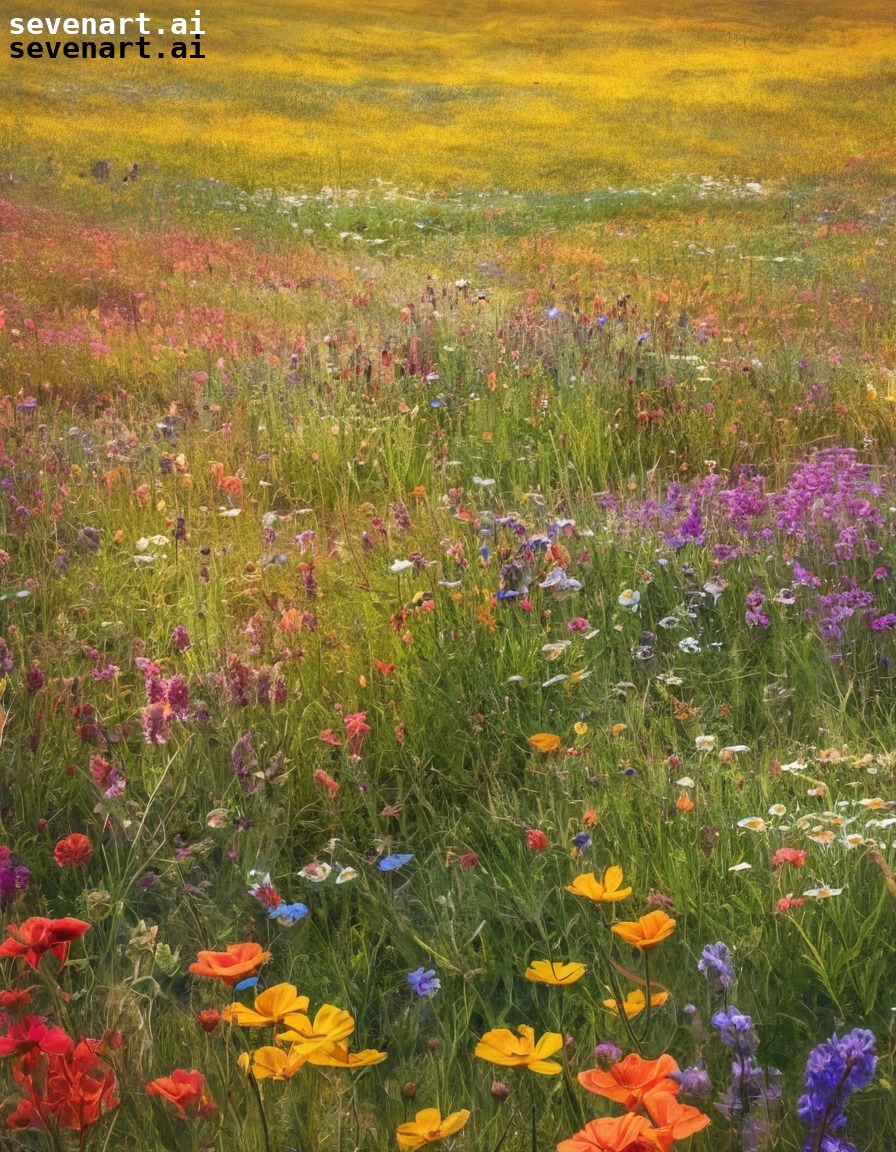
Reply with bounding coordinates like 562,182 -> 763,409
222,983 -> 309,1029
566,866 -> 632,903
276,1003 -> 355,1055
238,1045 -> 308,1080
527,733 -> 562,753
474,1024 -> 564,1075
574,722 -> 588,736
307,1043 -> 388,1068
397,1108 -> 471,1151
611,910 -> 676,951
524,961 -> 586,986
602,988 -> 669,1018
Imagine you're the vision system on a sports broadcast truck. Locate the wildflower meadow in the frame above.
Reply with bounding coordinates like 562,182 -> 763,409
2,2 -> 896,1150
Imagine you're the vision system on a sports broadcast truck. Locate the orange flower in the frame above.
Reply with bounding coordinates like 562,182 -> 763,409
527,733 -> 561,753
397,1107 -> 470,1151
557,1113 -> 674,1152
643,1088 -> 711,1140
676,792 -> 694,813
0,917 -> 90,970
566,866 -> 632,903
188,942 -> 271,987
578,1053 -> 680,1111
611,911 -> 676,951
146,1069 -> 217,1119
602,988 -> 669,1018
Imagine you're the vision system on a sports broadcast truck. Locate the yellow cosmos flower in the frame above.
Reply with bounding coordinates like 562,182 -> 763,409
307,1043 -> 388,1068
602,988 -> 669,1018
222,983 -> 310,1029
566,866 -> 632,903
611,910 -> 676,951
527,733 -> 562,753
276,1003 -> 355,1055
474,1024 -> 564,1075
524,961 -> 586,986
238,1046 -> 308,1080
397,1108 -> 471,1151
574,722 -> 589,736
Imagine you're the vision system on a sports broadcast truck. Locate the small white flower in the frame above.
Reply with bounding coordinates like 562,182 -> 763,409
219,508 -> 242,517
472,476 -> 496,487
695,735 -> 716,752
768,804 -> 787,817
722,745 -> 750,754
803,885 -> 843,899
729,862 -> 752,872
618,589 -> 640,611
389,559 -> 414,574
678,637 -> 702,653
738,817 -> 766,832
676,776 -> 696,788
541,674 -> 569,688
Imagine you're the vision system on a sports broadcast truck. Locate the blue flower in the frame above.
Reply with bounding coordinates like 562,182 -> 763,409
407,967 -> 441,996
233,976 -> 260,993
378,853 -> 413,872
269,902 -> 309,924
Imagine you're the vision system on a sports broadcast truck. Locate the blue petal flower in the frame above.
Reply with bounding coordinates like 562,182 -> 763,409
378,853 -> 414,872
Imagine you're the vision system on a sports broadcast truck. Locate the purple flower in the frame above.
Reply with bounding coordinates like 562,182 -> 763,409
798,1029 -> 876,1149
407,967 -> 440,996
171,625 -> 192,652
698,942 -> 735,993
593,1041 -> 623,1067
671,1066 -> 712,1099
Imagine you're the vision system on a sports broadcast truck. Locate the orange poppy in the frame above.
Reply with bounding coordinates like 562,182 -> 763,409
557,1113 -> 674,1152
643,1088 -> 711,1139
188,942 -> 271,987
610,911 -> 676,951
527,733 -> 562,753
578,1053 -> 680,1112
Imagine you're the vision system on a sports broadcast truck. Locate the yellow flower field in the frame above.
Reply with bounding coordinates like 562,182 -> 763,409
2,0 -> 894,190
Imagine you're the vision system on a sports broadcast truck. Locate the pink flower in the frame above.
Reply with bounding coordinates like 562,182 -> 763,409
772,847 -> 807,868
568,617 -> 590,632
343,712 -> 371,759
318,729 -> 342,746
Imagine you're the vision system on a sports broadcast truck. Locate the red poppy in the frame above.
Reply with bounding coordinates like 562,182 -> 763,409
578,1054 -> 680,1112
8,1038 -> 119,1133
0,918 -> 90,970
195,1009 -> 221,1034
527,829 -> 549,851
54,834 -> 93,868
0,1016 -> 73,1058
146,1069 -> 217,1119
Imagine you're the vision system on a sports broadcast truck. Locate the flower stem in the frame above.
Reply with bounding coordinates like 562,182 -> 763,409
247,1073 -> 272,1152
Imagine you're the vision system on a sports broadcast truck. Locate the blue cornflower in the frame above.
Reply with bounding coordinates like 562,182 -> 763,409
407,967 -> 441,997
233,976 -> 260,993
269,901 -> 309,925
572,832 -> 592,852
698,941 -> 735,994
378,853 -> 414,872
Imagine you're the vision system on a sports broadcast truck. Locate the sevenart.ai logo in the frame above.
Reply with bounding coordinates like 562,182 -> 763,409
9,9 -> 206,59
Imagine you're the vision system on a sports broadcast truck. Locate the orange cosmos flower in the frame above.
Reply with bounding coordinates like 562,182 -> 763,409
146,1069 -> 217,1119
566,866 -> 632,903
222,983 -> 309,1029
188,942 -> 271,987
475,1024 -> 563,1075
643,1088 -> 711,1140
557,1113 -> 674,1152
578,1053 -> 680,1111
397,1107 -> 470,1151
527,733 -> 562,753
611,911 -> 676,951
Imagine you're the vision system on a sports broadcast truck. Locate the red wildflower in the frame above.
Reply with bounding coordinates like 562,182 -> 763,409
54,834 -> 92,868
0,1016 -> 73,1058
8,1038 -> 119,1133
527,829 -> 549,851
318,729 -> 342,746
195,1010 -> 221,1034
772,847 -> 807,868
0,918 -> 90,971
374,659 -> 396,675
775,894 -> 806,915
0,988 -> 35,1013
146,1069 -> 217,1119
314,770 -> 339,799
